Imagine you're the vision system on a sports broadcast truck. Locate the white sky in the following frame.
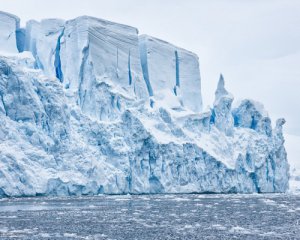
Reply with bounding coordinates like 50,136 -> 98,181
1,0 -> 300,135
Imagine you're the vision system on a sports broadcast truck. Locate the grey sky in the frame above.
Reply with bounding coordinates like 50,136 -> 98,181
1,0 -> 300,135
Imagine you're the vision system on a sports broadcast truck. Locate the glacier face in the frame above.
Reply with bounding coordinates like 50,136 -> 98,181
0,12 -> 20,54
25,19 -> 65,77
0,11 -> 289,197
139,35 -> 202,113
59,16 -> 148,121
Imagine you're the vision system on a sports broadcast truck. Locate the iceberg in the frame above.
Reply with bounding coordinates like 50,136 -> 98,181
0,11 -> 290,197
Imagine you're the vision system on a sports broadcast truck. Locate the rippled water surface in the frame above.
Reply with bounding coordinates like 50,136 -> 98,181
0,194 -> 299,239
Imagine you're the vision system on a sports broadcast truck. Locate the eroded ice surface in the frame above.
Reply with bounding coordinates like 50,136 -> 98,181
0,11 -> 290,197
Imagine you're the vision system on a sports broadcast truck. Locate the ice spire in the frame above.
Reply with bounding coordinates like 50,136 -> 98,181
214,74 -> 232,106
212,74 -> 234,136
274,118 -> 286,143
216,74 -> 227,96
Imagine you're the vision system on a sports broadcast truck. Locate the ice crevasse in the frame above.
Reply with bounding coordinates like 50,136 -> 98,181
0,11 -> 289,197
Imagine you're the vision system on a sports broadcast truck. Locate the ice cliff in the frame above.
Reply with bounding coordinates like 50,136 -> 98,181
139,35 -> 202,112
0,12 -> 20,54
0,11 -> 289,197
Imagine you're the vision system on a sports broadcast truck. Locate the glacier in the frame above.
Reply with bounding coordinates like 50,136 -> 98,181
0,11 -> 289,197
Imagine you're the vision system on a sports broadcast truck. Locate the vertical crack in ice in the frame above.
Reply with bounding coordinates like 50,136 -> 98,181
139,38 -> 153,96
16,28 -> 25,53
266,157 -> 272,189
175,50 -> 180,87
6,32 -> 13,40
128,50 -> 132,85
0,94 -> 7,116
27,33 -> 44,70
127,167 -> 132,193
54,28 -> 65,82
78,43 -> 90,108
116,47 -> 119,79
31,39 -> 44,70
35,56 -> 44,70
250,172 -> 261,193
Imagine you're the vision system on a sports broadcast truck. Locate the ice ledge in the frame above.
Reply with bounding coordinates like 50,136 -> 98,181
65,15 -> 139,35
140,34 -> 200,59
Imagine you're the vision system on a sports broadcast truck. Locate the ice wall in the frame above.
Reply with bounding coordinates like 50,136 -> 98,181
139,35 -> 203,113
0,12 -> 290,197
25,19 -> 65,77
59,16 -> 148,120
61,16 -> 145,91
233,99 -> 272,137
0,12 -> 20,54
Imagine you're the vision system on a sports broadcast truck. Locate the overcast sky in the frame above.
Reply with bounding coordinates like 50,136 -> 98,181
1,0 -> 300,135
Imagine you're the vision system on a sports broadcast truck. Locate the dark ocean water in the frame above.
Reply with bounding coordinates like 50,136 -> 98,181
0,194 -> 299,239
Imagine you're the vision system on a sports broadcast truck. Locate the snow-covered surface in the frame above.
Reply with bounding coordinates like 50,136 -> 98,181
285,134 -> 300,193
0,11 -> 290,197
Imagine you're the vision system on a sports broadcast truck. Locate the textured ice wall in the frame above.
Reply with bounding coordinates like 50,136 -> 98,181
139,35 -> 203,113
0,12 -> 20,54
0,53 -> 289,196
59,16 -> 148,120
233,99 -> 272,137
0,12 -> 290,197
25,19 -> 65,77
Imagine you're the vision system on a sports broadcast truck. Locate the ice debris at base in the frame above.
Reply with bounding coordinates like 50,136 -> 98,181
0,11 -> 289,197
284,134 -> 300,193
